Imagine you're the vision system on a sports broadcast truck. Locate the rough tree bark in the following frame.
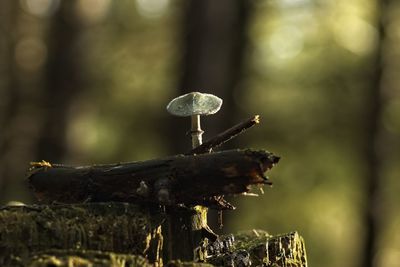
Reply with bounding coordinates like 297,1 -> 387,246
27,149 -> 279,207
0,203 -> 163,266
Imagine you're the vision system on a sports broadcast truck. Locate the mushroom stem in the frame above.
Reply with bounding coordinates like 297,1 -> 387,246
190,114 -> 204,148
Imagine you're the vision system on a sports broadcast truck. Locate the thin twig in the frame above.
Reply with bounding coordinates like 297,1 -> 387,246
188,115 -> 260,155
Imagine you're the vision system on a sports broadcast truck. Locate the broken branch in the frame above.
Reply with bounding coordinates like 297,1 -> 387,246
189,115 -> 260,155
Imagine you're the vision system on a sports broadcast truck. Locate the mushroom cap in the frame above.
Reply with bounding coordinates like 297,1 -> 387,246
166,92 -> 223,117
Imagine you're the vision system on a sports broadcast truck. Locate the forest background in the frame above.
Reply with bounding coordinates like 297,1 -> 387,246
0,1 -> 399,267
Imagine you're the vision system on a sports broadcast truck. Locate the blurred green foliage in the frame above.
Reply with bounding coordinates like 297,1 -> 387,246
0,1 -> 399,267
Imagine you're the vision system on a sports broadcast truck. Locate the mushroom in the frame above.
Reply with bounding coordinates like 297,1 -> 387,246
166,92 -> 223,148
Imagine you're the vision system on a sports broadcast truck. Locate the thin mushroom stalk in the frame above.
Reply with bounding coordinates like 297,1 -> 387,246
191,114 -> 204,148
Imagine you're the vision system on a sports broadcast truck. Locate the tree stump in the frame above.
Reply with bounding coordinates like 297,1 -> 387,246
0,203 -> 163,266
0,203 -> 308,266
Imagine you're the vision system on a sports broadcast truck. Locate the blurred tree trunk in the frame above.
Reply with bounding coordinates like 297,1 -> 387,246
0,0 -> 17,202
0,1 -> 42,203
168,0 -> 252,154
0,1 -> 84,204
361,0 -> 388,266
36,1 -> 83,161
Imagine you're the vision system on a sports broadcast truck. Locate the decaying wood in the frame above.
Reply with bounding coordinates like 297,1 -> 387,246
14,250 -> 152,267
189,115 -> 260,155
162,206 -> 212,263
208,230 -> 308,267
0,203 -> 164,266
166,261 -> 213,267
27,149 -> 279,209
13,250 -> 214,267
242,230 -> 307,267
0,203 -> 307,267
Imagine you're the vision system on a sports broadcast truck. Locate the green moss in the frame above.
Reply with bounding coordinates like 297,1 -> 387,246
207,231 -> 307,267
0,203 -> 164,265
26,249 -> 152,267
166,260 -> 214,267
234,229 -> 271,250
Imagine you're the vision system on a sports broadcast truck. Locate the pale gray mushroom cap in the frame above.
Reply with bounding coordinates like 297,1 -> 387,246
166,92 -> 223,117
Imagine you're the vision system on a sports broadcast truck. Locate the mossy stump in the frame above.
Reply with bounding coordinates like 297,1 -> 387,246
0,203 -> 308,266
0,203 -> 164,266
231,230 -> 307,266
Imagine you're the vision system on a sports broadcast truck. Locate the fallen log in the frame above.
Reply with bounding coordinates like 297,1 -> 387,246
27,149 -> 279,209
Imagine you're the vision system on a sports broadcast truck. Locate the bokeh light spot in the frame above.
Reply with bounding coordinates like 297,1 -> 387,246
375,248 -> 400,267
76,0 -> 111,24
278,0 -> 311,8
20,0 -> 60,17
15,37 -> 47,72
269,26 -> 304,59
135,0 -> 169,19
334,16 -> 377,55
